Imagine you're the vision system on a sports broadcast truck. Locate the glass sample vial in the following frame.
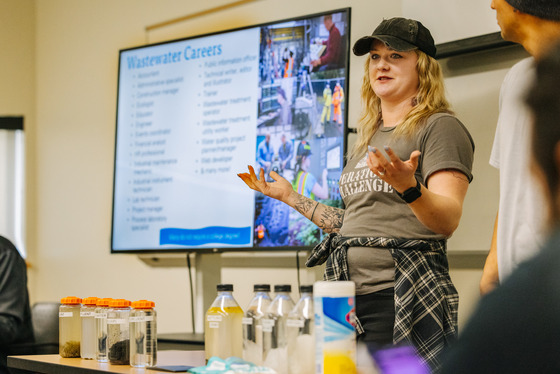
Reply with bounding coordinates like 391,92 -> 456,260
80,297 -> 99,359
59,296 -> 82,358
95,297 -> 112,362
242,284 -> 272,365
106,299 -> 131,365
287,285 -> 314,374
262,284 -> 295,374
205,284 -> 244,361
130,300 -> 157,368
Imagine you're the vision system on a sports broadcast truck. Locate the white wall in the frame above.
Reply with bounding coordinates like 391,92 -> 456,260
2,0 -> 529,333
0,0 -> 36,259
402,0 -> 500,44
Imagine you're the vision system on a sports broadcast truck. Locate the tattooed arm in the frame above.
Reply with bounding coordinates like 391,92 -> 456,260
238,166 -> 344,232
310,203 -> 344,233
287,192 -> 343,233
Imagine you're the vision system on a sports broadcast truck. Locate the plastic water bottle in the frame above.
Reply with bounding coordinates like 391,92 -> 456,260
242,284 -> 272,365
59,296 -> 82,358
130,299 -> 157,367
314,281 -> 357,374
205,284 -> 244,361
95,297 -> 112,362
80,297 -> 99,359
107,299 -> 131,365
287,285 -> 314,374
262,284 -> 295,374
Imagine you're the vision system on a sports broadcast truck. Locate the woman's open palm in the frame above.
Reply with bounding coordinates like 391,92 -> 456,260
237,165 -> 294,202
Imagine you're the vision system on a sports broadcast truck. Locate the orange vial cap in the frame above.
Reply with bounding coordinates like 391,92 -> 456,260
109,299 -> 131,308
131,300 -> 155,309
96,298 -> 112,307
82,297 -> 99,306
61,296 -> 82,305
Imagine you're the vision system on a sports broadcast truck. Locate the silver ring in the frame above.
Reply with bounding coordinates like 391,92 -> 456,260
378,169 -> 386,176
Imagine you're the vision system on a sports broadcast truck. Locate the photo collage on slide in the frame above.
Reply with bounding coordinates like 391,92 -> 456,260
253,11 -> 348,248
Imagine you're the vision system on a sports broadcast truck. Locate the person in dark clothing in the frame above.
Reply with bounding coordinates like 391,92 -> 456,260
441,41 -> 560,374
0,236 -> 34,374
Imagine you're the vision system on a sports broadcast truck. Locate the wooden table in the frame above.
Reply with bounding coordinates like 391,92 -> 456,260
8,350 -> 206,373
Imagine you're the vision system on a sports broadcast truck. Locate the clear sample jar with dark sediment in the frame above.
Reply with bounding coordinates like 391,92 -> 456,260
106,299 -> 131,365
95,297 -> 112,362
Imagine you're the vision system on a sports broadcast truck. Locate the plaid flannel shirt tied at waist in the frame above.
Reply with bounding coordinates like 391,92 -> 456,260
305,232 -> 458,373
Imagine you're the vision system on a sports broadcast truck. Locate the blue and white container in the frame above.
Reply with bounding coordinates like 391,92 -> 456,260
313,281 -> 356,374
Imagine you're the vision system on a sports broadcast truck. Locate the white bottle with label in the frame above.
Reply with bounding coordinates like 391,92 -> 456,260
314,281 -> 357,374
204,284 -> 244,361
287,285 -> 314,374
242,284 -> 272,365
262,284 -> 295,374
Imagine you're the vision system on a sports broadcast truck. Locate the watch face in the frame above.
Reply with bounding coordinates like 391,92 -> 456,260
400,180 -> 422,203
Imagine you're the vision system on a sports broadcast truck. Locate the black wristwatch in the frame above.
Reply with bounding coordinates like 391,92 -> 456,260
396,179 -> 422,203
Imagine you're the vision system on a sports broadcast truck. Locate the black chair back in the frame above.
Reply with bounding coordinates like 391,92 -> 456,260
31,302 -> 60,353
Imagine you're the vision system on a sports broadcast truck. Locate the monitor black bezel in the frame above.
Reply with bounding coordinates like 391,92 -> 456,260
111,7 -> 351,254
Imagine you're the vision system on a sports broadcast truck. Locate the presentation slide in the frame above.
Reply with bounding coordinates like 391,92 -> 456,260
112,9 -> 349,252
113,29 -> 260,250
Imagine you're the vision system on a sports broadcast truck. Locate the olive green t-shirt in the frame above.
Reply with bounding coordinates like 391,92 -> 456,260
340,113 -> 474,295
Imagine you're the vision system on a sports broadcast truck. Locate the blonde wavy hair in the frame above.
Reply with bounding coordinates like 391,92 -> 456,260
349,49 -> 452,160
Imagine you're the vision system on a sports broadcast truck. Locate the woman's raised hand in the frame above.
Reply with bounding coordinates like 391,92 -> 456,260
367,146 -> 421,193
237,165 -> 294,202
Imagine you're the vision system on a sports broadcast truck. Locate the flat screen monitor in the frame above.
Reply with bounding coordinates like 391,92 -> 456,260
111,8 -> 351,253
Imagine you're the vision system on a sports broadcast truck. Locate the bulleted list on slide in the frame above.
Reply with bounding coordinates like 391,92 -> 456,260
113,28 -> 260,249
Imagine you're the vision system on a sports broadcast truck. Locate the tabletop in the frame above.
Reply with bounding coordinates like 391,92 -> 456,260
8,350 -> 206,374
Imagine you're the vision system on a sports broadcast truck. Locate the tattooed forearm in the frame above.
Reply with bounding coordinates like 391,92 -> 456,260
293,194 -> 317,216
288,191 -> 344,232
318,205 -> 344,233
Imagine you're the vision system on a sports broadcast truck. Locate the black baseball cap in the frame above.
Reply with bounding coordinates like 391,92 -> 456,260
353,17 -> 436,58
